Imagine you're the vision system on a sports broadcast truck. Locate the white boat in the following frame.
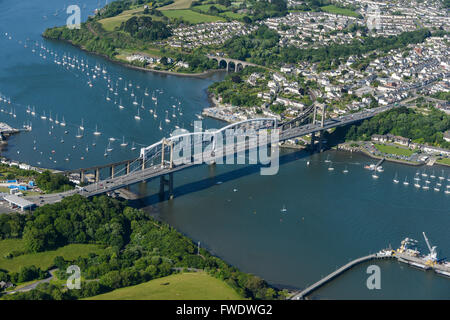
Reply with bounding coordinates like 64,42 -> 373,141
393,173 -> 399,183
60,116 -> 66,127
135,109 -> 141,120
106,141 -> 113,152
80,119 -> 85,131
40,111 -> 47,120
120,136 -> 128,147
343,166 -> 348,174
328,162 -> 334,171
403,177 -> 409,186
131,142 -> 136,151
75,128 -> 83,139
119,99 -> 124,109
280,205 -> 287,213
93,124 -> 101,136
414,183 -> 421,188
372,174 -> 379,179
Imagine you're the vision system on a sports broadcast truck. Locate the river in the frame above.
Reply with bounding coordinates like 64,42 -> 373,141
0,0 -> 449,299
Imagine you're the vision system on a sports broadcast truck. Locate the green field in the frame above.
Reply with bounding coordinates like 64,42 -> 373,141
99,7 -> 164,31
159,0 -> 194,10
321,5 -> 360,18
374,144 -> 416,157
86,272 -> 244,300
0,239 -> 105,273
436,158 -> 450,166
220,11 -> 245,19
161,9 -> 225,23
193,4 -> 228,12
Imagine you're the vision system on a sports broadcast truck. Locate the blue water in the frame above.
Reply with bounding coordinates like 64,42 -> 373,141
0,0 -> 449,299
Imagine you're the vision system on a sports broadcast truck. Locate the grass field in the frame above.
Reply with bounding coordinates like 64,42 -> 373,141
192,4 -> 228,12
161,9 -> 225,23
0,239 -> 105,273
159,0 -> 194,10
86,272 -> 244,300
220,11 -> 245,19
99,8 -> 163,32
374,144 -> 415,157
321,5 -> 360,18
436,158 -> 450,166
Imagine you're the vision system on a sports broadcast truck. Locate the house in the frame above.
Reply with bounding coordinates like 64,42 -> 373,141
444,131 -> 450,142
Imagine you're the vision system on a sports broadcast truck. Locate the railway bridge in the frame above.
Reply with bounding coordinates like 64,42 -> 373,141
25,104 -> 394,205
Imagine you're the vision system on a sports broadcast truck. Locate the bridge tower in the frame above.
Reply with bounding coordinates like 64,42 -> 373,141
310,104 -> 327,153
161,138 -> 174,169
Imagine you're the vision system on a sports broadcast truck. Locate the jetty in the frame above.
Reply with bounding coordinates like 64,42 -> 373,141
291,233 -> 450,300
290,253 -> 388,300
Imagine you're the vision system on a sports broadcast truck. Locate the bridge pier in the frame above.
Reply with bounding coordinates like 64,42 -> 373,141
95,168 -> 100,182
126,162 -> 130,175
310,132 -> 316,153
318,130 -> 324,153
110,165 -> 115,179
159,173 -> 174,200
80,170 -> 85,183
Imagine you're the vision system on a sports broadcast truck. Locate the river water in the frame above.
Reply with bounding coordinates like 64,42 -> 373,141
0,0 -> 449,299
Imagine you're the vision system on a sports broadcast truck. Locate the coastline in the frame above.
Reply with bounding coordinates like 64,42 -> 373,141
43,36 -> 226,79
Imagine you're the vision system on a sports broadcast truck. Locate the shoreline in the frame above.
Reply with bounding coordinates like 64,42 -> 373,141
43,36 -> 226,79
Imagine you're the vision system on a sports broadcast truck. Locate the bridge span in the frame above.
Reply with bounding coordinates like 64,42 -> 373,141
25,104 -> 395,206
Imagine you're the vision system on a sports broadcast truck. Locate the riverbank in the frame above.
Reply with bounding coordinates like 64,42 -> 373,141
43,37 -> 225,79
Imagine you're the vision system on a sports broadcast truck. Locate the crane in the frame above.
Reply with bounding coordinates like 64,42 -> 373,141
422,232 -> 437,262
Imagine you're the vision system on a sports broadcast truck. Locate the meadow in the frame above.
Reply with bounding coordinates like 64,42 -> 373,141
0,239 -> 105,273
85,272 -> 244,300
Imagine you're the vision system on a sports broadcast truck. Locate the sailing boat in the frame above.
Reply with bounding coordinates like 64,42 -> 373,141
131,142 -> 136,151
434,183 -> 440,192
93,124 -> 101,136
438,170 -> 445,180
40,111 -> 47,120
75,128 -> 83,139
430,170 -> 436,179
324,155 -> 331,163
135,109 -> 141,120
80,118 -> 84,131
343,166 -> 348,174
445,185 -> 450,194
422,181 -> 430,190
393,172 -> 399,183
327,161 -> 334,171
280,205 -> 287,213
133,96 -> 138,105
403,176 -> 409,186
144,88 -> 149,96
119,98 -> 124,109
60,116 -> 66,127
106,141 -> 113,152
120,136 -> 128,147
106,92 -> 111,101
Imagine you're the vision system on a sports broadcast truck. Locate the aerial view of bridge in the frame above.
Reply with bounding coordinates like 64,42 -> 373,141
25,103 -> 396,206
